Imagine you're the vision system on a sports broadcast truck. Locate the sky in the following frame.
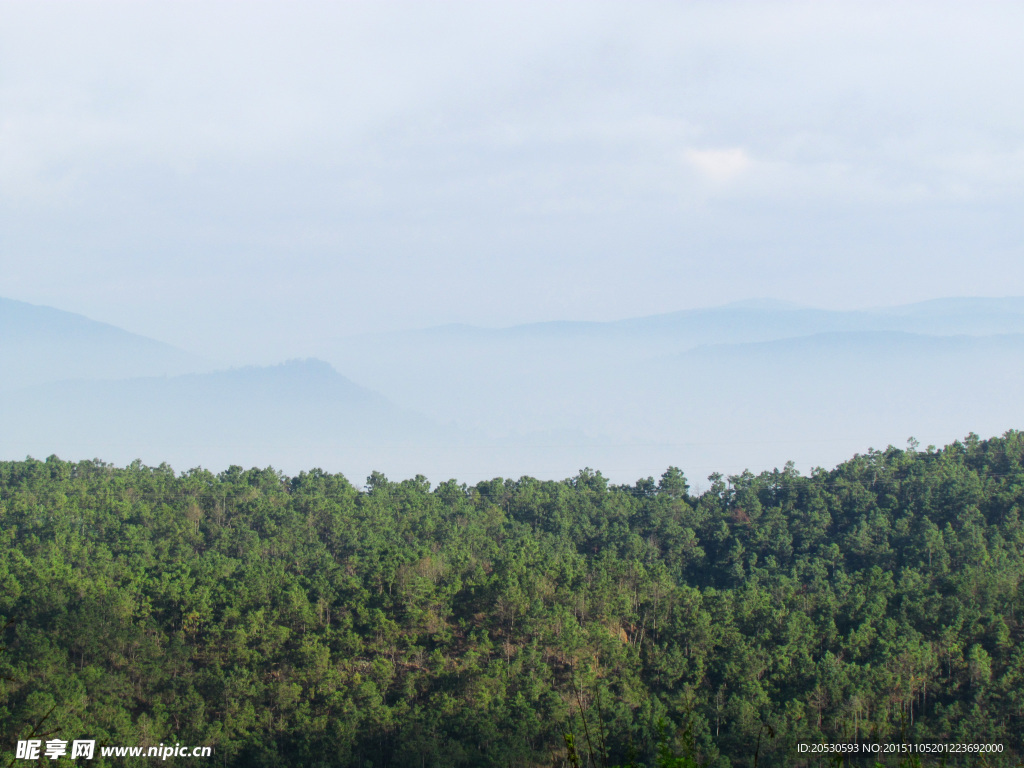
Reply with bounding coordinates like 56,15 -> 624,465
2,1 -> 1023,364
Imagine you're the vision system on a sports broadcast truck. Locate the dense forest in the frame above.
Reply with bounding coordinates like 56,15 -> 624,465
2,434 -> 1023,766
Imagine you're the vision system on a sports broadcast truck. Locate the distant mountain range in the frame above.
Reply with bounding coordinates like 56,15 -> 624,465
0,358 -> 457,476
0,297 -> 209,390
335,296 -> 1024,350
3,295 -> 1024,482
320,298 -> 1024,426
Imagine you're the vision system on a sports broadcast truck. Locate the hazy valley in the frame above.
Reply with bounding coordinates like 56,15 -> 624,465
4,295 -> 1024,484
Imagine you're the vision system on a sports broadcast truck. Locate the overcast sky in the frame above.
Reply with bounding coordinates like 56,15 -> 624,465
2,1 -> 1022,363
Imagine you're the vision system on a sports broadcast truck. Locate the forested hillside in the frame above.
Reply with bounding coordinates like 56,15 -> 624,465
2,434 -> 1024,766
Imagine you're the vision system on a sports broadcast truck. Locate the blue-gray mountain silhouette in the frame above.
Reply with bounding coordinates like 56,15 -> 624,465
0,296 -> 208,390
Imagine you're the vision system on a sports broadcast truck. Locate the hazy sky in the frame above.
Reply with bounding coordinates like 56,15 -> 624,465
2,1 -> 1023,363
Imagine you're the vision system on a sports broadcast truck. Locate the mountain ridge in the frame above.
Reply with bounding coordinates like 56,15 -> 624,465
0,296 -> 211,390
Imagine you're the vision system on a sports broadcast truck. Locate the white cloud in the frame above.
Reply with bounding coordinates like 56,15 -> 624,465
683,147 -> 751,183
